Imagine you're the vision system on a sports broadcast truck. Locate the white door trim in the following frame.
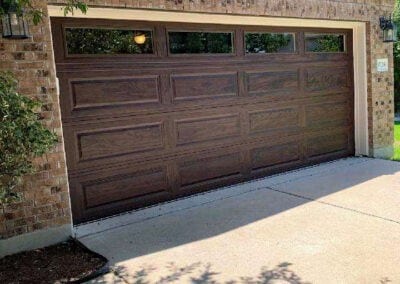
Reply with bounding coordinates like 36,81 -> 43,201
48,5 -> 369,156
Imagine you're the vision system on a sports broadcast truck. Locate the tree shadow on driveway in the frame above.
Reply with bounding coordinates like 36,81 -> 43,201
91,262 -> 312,284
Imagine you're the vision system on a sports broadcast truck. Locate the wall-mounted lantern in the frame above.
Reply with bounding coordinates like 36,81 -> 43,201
1,1 -> 30,39
379,16 -> 397,43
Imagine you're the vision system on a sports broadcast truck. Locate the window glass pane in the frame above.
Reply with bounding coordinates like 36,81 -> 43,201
245,32 -> 295,54
305,33 -> 345,52
168,31 -> 233,54
65,28 -> 153,55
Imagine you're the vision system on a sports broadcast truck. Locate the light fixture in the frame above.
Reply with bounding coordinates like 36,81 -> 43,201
133,33 -> 146,45
1,1 -> 30,39
379,16 -> 397,43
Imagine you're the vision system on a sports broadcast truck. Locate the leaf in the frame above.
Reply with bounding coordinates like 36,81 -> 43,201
63,0 -> 88,17
3,0 -> 88,25
31,10 -> 45,25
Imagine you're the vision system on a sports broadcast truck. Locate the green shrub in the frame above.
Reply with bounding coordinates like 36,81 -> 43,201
0,72 -> 57,204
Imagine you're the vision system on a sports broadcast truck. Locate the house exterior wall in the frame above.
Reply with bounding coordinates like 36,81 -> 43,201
0,0 -> 395,249
0,0 -> 71,242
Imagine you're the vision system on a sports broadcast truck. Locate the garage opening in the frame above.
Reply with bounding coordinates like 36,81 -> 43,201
51,18 -> 354,224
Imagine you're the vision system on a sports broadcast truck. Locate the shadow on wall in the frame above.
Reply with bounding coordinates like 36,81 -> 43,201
90,262 -> 313,284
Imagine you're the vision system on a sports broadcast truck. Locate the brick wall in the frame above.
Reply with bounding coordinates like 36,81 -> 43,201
0,0 -> 395,240
0,0 -> 70,239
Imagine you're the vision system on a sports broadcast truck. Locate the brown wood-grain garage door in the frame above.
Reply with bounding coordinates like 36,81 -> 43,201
51,18 -> 354,224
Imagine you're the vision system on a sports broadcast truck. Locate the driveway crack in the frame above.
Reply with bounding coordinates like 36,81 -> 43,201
265,186 -> 400,226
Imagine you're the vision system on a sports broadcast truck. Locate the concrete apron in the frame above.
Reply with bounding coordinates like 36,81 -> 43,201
79,157 -> 400,284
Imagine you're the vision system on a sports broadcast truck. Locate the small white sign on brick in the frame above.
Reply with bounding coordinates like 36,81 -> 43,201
377,58 -> 389,72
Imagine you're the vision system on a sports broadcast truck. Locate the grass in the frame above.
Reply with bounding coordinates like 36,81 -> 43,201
393,122 -> 400,161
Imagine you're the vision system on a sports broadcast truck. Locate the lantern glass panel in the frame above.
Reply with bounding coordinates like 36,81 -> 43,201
1,12 -> 29,39
2,14 -> 12,37
383,28 -> 394,42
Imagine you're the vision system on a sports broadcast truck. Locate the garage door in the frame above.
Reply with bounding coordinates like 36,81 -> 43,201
51,18 -> 354,224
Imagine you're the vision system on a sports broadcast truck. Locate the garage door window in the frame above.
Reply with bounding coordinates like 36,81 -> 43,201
168,31 -> 234,54
65,28 -> 154,55
245,32 -> 295,54
305,33 -> 345,53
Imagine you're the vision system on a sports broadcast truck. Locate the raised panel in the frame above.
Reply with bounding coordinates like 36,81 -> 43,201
78,122 -> 164,161
251,142 -> 301,170
171,72 -> 238,101
246,70 -> 299,95
179,153 -> 241,187
305,67 -> 349,92
83,167 -> 168,208
307,132 -> 349,157
249,107 -> 300,134
71,75 -> 160,109
175,114 -> 241,145
306,101 -> 349,128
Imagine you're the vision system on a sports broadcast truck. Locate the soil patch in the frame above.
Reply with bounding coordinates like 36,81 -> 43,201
0,239 -> 107,283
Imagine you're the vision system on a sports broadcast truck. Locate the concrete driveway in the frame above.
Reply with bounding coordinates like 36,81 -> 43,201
80,157 -> 400,284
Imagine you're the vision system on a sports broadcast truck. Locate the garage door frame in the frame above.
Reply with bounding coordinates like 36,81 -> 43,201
48,5 -> 369,158
48,6 -> 368,225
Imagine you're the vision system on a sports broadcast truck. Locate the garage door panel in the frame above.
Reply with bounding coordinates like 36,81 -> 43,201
72,180 -> 173,223
305,67 -> 351,92
248,106 -> 302,135
246,69 -> 300,96
77,190 -> 173,223
175,113 -> 242,146
250,141 -> 302,171
70,75 -> 161,110
63,116 -> 168,170
305,100 -> 351,129
306,130 -> 350,158
69,161 -> 173,222
83,166 -> 169,209
171,72 -> 238,101
58,72 -> 168,121
178,152 -> 242,188
59,67 -> 351,123
53,18 -> 354,223
77,122 -> 165,161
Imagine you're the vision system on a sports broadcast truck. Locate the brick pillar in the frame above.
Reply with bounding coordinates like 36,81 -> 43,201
369,22 -> 395,159
0,0 -> 72,241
